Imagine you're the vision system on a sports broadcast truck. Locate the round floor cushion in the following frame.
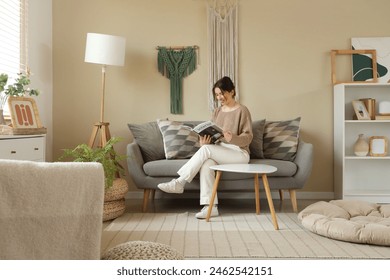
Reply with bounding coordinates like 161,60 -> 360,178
101,241 -> 184,260
298,200 -> 390,246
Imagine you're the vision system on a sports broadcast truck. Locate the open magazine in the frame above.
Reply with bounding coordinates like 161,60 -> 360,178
192,121 -> 224,144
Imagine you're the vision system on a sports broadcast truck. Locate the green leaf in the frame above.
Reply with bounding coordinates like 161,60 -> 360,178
58,137 -> 126,189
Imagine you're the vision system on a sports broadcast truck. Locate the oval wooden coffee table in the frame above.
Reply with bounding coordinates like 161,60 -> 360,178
208,163 -> 279,230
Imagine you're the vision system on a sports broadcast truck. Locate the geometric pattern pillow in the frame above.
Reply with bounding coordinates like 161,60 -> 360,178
157,119 -> 200,159
263,117 -> 301,161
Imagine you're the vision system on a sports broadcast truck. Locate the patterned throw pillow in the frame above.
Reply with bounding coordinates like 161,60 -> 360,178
157,119 -> 200,159
263,117 -> 301,161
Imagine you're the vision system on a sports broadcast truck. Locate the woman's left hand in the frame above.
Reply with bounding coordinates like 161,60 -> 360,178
223,131 -> 233,142
199,135 -> 212,146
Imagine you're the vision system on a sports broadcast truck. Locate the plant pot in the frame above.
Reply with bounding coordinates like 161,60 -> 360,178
103,178 -> 128,222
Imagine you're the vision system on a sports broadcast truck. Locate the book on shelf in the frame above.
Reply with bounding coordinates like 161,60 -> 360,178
375,115 -> 390,120
192,121 -> 224,144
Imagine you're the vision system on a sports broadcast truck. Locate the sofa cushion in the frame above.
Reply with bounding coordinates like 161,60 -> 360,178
128,122 -> 165,162
249,119 -> 266,159
143,158 -> 297,178
157,119 -> 200,159
263,117 -> 301,161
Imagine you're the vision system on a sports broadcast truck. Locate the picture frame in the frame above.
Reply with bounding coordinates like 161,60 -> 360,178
330,49 -> 378,85
7,96 -> 42,129
352,100 -> 371,120
369,136 -> 388,157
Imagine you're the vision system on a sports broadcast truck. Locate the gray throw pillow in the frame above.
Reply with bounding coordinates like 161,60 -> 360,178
263,117 -> 301,161
249,119 -> 266,159
127,122 -> 165,162
157,119 -> 200,159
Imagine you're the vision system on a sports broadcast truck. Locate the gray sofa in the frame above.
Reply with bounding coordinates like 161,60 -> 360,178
127,120 -> 313,212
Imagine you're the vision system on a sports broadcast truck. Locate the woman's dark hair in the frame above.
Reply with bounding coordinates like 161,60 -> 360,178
212,76 -> 236,98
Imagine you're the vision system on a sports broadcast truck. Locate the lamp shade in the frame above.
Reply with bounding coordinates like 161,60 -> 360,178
84,33 -> 126,66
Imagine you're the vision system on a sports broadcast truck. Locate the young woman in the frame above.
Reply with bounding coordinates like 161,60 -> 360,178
158,76 -> 253,219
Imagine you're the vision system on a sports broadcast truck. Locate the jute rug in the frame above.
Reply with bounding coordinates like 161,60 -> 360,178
101,212 -> 390,259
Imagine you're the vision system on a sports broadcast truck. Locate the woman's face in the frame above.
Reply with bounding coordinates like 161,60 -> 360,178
214,87 -> 234,106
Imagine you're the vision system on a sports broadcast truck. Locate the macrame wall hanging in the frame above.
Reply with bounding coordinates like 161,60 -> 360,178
207,0 -> 239,110
157,46 -> 198,114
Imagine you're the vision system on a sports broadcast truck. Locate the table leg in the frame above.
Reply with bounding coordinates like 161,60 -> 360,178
254,173 -> 260,214
261,174 -> 279,230
206,170 -> 222,222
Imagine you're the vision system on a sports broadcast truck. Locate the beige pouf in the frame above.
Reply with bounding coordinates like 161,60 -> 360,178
103,178 -> 128,222
102,241 -> 184,260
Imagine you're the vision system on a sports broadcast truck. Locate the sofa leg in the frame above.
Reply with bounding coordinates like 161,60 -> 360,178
289,189 -> 298,213
279,189 -> 284,201
142,189 -> 151,212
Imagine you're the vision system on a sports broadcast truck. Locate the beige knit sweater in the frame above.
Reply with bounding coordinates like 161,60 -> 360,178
212,104 -> 253,153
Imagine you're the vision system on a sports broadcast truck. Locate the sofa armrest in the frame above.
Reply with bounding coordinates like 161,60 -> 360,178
126,141 -> 147,187
292,139 -> 313,189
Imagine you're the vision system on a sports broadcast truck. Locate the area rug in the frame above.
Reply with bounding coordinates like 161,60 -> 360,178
101,212 -> 390,259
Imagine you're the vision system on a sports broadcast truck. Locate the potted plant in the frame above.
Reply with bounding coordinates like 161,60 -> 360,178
59,137 -> 129,221
0,72 -> 40,97
0,72 -> 40,125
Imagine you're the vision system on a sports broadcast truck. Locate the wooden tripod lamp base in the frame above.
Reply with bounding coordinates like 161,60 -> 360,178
88,121 -> 111,148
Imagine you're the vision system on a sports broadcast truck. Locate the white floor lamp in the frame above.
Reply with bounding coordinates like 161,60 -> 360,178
84,32 -> 126,148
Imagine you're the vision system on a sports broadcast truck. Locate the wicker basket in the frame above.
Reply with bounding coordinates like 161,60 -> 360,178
104,178 -> 128,202
103,178 -> 128,221
103,199 -> 126,222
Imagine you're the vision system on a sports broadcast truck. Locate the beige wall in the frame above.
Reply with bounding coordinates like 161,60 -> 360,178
52,0 -> 390,197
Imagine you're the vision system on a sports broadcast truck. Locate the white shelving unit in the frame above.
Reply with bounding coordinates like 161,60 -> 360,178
334,83 -> 390,203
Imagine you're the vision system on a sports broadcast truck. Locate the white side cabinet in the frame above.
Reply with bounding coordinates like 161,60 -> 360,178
0,134 -> 46,161
334,83 -> 390,203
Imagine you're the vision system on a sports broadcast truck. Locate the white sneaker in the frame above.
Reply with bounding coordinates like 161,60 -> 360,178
157,179 -> 184,194
195,205 -> 219,219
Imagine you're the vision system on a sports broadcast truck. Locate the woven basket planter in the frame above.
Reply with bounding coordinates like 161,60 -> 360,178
103,198 -> 126,222
104,178 -> 128,202
103,178 -> 128,222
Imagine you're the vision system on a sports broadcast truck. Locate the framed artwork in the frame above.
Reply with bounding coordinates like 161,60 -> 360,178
352,37 -> 390,83
7,96 -> 42,129
369,136 -> 388,156
330,49 -> 377,84
352,100 -> 371,120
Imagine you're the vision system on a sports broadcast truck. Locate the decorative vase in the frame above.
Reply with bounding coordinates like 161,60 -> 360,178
354,134 -> 369,156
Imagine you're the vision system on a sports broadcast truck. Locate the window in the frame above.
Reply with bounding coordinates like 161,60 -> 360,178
0,0 -> 28,115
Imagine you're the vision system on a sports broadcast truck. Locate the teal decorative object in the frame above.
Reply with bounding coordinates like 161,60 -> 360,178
157,47 -> 197,114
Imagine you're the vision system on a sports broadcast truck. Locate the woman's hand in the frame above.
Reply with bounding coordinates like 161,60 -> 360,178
223,131 -> 233,142
199,135 -> 212,146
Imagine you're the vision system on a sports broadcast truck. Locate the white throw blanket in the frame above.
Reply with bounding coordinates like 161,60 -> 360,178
0,160 -> 105,259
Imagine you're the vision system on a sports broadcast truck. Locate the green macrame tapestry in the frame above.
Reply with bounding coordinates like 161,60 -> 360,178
157,47 -> 197,114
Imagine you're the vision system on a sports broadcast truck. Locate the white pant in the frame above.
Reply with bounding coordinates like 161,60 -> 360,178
177,142 -> 249,205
